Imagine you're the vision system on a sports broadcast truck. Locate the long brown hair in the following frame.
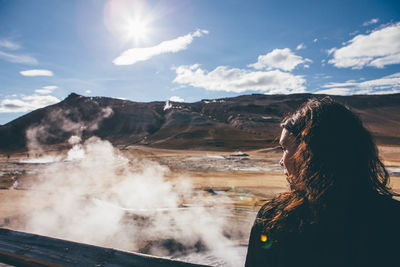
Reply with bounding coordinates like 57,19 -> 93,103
259,97 -> 397,236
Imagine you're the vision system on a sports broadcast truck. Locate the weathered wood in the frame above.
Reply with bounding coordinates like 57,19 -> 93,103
0,228 -> 210,267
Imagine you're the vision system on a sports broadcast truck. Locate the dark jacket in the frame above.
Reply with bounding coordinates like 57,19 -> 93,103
245,195 -> 400,267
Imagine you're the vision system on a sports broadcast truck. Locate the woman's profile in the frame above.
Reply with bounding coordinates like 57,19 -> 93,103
245,97 -> 400,267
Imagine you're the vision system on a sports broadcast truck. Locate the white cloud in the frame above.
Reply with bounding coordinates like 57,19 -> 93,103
0,39 -> 20,50
0,51 -> 38,64
248,48 -> 311,71
0,39 -> 39,65
327,47 -> 336,55
44,85 -> 57,90
314,88 -> 353,95
169,96 -> 184,102
313,38 -> 318,43
314,73 -> 332,79
173,64 -> 306,94
35,86 -> 58,94
20,69 -> 54,77
0,94 -> 60,113
328,22 -> 400,69
35,89 -> 50,94
316,72 -> 400,95
296,43 -> 306,50
85,90 -> 92,94
363,18 -> 379,27
349,30 -> 360,36
113,29 -> 208,65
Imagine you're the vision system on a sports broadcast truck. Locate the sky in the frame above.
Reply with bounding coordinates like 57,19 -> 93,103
0,0 -> 399,124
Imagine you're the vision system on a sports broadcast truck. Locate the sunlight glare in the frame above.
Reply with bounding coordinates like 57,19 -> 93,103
123,17 -> 149,42
104,0 -> 154,44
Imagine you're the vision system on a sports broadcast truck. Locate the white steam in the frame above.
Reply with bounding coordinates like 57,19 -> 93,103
66,136 -> 84,161
19,105 -> 243,266
164,100 -> 172,111
25,107 -> 113,156
21,137 -> 239,266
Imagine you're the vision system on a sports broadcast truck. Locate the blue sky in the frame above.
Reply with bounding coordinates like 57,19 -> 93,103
0,0 -> 399,124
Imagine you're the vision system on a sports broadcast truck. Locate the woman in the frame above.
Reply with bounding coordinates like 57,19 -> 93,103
245,97 -> 400,267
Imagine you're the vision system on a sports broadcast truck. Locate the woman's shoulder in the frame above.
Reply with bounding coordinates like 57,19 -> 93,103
359,196 -> 400,264
256,193 -> 290,219
377,196 -> 400,223
256,200 -> 274,218
382,196 -> 400,209
357,195 -> 400,243
373,195 -> 400,216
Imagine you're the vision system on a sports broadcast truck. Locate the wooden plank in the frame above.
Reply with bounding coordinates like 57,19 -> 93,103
0,228 -> 209,267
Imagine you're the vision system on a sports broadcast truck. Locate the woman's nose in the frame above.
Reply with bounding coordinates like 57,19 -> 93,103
279,158 -> 283,166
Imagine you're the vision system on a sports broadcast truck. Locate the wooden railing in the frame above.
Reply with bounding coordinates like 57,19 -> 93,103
0,228 -> 209,267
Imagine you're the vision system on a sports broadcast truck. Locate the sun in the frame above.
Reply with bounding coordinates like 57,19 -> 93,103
123,17 -> 150,43
104,0 -> 154,45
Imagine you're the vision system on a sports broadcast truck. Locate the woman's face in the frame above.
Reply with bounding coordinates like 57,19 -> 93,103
279,128 -> 298,177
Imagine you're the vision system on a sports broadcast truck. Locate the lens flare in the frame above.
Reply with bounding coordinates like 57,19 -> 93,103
261,234 -> 273,249
260,234 -> 267,242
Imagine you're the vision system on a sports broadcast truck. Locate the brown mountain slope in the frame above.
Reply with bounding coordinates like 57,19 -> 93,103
0,93 -> 399,152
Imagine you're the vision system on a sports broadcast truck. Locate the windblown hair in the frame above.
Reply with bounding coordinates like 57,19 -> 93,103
259,97 -> 397,236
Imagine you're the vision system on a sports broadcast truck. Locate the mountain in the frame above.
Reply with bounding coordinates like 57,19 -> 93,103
0,93 -> 399,153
